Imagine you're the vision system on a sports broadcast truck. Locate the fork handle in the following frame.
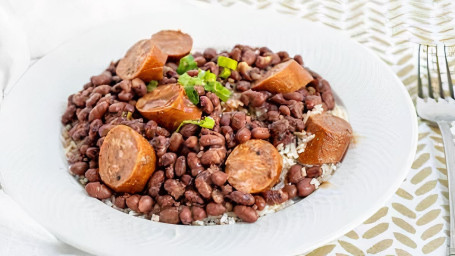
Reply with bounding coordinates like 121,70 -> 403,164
437,121 -> 455,256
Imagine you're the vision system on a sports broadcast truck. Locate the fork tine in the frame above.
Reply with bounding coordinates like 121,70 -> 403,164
426,45 -> 434,98
435,45 -> 444,98
418,44 -> 423,98
444,45 -> 455,99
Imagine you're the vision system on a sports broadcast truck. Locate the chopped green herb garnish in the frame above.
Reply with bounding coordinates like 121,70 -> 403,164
217,56 -> 238,70
126,112 -> 133,120
147,80 -> 158,92
203,70 -> 217,82
176,116 -> 215,132
183,85 -> 199,105
177,55 -> 198,75
178,73 -> 204,87
177,69 -> 232,104
204,81 -> 231,102
219,67 -> 231,79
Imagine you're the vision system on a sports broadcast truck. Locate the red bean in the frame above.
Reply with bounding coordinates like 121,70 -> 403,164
279,105 -> 291,116
195,171 -> 212,199
305,95 -> 322,110
251,127 -> 270,139
156,195 -> 175,208
200,147 -> 226,166
126,194 -> 141,212
230,47 -> 242,61
211,189 -> 224,204
231,112 -> 246,130
283,92 -> 304,101
294,55 -> 304,65
200,134 -> 224,147
200,96 -> 214,114
88,101 -> 108,122
254,196 -> 266,211
184,136 -> 199,152
297,178 -> 316,197
179,206 -> 193,224
85,182 -> 112,199
306,166 -> 322,178
234,205 -> 258,223
70,162 -> 88,176
86,93 -> 101,107
160,152 -> 177,167
114,195 -> 126,209
211,171 -> 228,186
174,156 -> 186,177
283,184 -> 298,199
131,78 -> 147,97
168,132 -> 184,152
91,71 -> 112,86
92,85 -> 111,95
241,50 -> 256,66
203,48 -> 217,60
255,56 -> 272,69
164,179 -> 186,200
235,127 -> 251,144
160,207 -> 180,224
192,206 -> 207,221
206,202 -> 226,216
148,170 -> 164,197
220,114 -> 231,126
263,189 -> 289,205
228,191 -> 255,205
287,164 -> 306,184
85,168 -> 100,182
194,56 -> 206,67
138,195 -> 154,213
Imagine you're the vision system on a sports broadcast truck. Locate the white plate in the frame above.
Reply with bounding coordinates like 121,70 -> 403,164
0,8 -> 417,256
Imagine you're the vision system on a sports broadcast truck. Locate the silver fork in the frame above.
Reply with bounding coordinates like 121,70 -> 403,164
416,44 -> 455,256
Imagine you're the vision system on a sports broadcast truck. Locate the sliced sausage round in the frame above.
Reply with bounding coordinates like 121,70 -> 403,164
225,139 -> 282,193
99,125 -> 156,193
150,30 -> 193,59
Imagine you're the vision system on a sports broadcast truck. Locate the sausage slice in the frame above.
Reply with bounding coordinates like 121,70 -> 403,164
116,39 -> 167,82
298,113 -> 352,165
99,125 -> 157,193
136,83 -> 202,131
150,30 -> 193,59
225,140 -> 282,193
252,59 -> 313,93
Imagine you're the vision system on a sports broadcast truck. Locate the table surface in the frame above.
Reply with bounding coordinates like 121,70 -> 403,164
1,0 -> 455,255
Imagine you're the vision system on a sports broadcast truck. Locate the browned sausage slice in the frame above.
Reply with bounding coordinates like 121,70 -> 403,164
99,125 -> 157,193
225,140 -> 282,193
252,59 -> 313,93
116,39 -> 167,82
298,113 -> 352,165
136,83 -> 202,131
150,30 -> 193,59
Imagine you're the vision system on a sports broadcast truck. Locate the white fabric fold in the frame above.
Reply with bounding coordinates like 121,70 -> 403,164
0,0 -> 30,105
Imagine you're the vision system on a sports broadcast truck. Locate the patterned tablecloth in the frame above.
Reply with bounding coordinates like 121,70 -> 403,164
194,0 -> 455,255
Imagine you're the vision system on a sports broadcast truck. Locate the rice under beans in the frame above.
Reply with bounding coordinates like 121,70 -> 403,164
62,103 -> 344,225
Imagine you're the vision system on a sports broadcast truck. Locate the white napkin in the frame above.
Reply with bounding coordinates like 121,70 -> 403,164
0,0 -> 30,106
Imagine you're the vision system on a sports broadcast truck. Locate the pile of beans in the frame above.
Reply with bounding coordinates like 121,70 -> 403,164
62,45 -> 335,224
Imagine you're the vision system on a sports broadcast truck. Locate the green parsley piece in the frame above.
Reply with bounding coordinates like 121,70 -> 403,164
175,116 -> 215,132
177,55 -> 198,75
217,56 -> 238,70
147,80 -> 158,92
219,67 -> 231,79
